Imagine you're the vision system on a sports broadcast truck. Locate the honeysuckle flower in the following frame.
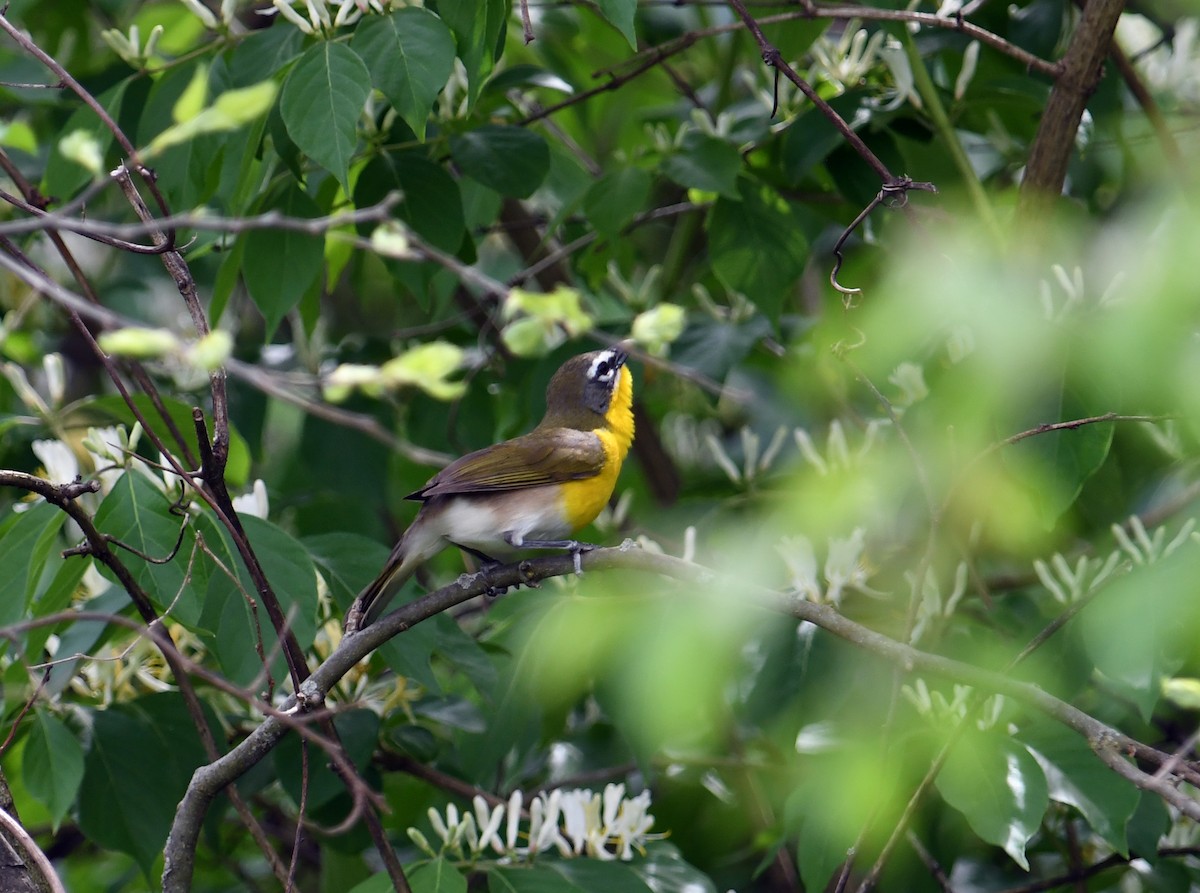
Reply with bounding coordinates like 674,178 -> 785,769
810,21 -> 886,95
794,419 -> 883,476
32,439 -> 79,485
232,479 -> 270,519
409,784 -> 661,863
823,527 -> 874,603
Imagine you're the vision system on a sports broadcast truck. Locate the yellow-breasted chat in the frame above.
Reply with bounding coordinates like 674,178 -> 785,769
346,347 -> 635,631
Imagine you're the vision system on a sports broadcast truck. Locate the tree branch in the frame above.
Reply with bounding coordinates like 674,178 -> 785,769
163,544 -> 1200,891
1018,0 -> 1126,213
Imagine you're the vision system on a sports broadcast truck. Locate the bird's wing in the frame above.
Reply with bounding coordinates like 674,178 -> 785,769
408,428 -> 606,499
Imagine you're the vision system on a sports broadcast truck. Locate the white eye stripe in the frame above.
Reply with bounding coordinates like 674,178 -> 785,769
587,349 -> 620,383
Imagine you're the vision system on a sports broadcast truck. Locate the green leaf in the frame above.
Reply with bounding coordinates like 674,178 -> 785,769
708,179 -> 808,321
242,183 -> 325,336
304,531 -> 390,609
27,558 -> 88,659
630,845 -> 718,893
551,858 -> 655,893
241,514 -> 320,651
355,152 -> 465,255
451,126 -> 550,198
409,856 -> 468,893
172,63 -> 209,123
782,93 -> 865,183
663,132 -> 741,199
671,314 -> 773,381
147,80 -> 277,155
596,0 -> 638,49
1033,394 -> 1114,525
438,0 -> 506,104
226,22 -> 304,86
23,709 -> 85,830
43,587 -> 127,699
275,709 -> 379,812
280,41 -> 371,189
1019,719 -> 1139,855
77,693 -> 212,877
584,167 -> 651,237
1079,549 -> 1200,720
936,730 -> 1049,869
84,394 -> 251,488
1127,790 -> 1170,862
44,78 -> 139,198
488,864 -> 584,893
351,8 -> 455,141
0,501 -> 64,626
93,471 -> 206,627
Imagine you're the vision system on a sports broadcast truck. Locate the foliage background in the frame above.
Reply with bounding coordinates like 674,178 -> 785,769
0,0 -> 1198,891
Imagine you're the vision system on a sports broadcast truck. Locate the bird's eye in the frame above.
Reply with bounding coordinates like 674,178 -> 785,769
596,361 -> 611,377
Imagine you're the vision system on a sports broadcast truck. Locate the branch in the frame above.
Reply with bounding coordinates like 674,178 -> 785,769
0,806 -> 65,893
0,191 -> 403,243
163,544 -> 1200,892
1018,0 -> 1125,212
520,8 -> 1058,126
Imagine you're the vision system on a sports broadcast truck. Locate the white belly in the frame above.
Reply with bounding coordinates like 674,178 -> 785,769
414,487 -> 574,559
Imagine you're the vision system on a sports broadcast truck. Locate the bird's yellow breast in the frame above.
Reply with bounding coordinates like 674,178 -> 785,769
559,366 -> 635,530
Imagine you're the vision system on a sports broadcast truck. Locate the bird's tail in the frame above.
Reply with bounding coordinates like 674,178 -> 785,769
345,530 -> 423,632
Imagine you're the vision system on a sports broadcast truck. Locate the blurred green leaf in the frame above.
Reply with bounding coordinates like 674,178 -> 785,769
551,859 -> 655,893
630,845 -> 717,893
1019,718 -> 1138,855
1079,548 -> 1200,721
1127,790 -> 1170,863
936,730 -> 1048,869
410,856 -> 468,893
595,0 -> 638,50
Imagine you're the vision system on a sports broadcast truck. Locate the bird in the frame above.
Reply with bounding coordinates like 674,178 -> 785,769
345,347 -> 635,632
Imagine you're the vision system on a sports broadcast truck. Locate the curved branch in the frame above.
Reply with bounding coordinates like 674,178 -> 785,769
0,806 -> 65,893
163,544 -> 1200,891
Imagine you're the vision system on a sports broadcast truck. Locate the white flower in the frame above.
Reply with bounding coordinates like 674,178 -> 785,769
82,425 -> 134,496
232,479 -> 269,519
776,536 -> 821,602
824,527 -> 872,603
473,795 -> 506,854
178,0 -> 219,29
793,419 -> 882,476
32,439 -> 79,485
810,21 -> 886,94
888,362 -> 928,408
611,790 -> 654,860
409,784 -> 661,864
874,38 -> 922,111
